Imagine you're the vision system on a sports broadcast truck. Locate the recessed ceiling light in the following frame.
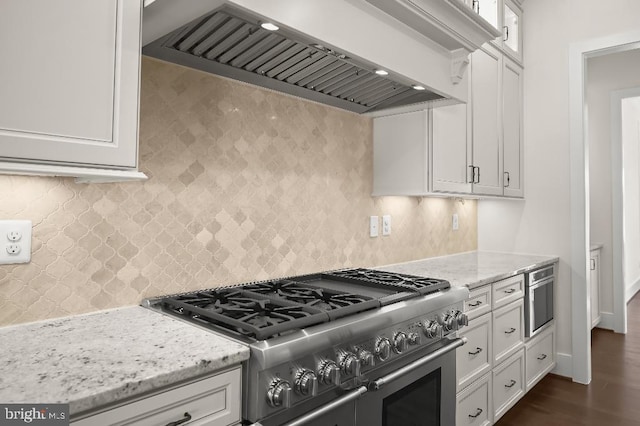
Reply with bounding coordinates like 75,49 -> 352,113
375,69 -> 389,76
412,85 -> 426,91
260,22 -> 279,31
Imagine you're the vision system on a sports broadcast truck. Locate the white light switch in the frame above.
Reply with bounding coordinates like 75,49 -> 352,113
452,214 -> 459,231
370,216 -> 379,238
382,215 -> 391,236
0,220 -> 32,264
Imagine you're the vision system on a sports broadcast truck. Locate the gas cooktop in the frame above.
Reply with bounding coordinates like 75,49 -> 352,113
147,268 -> 450,341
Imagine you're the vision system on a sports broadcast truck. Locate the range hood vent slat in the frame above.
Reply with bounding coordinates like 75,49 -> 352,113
144,7 -> 444,113
204,22 -> 254,60
229,33 -> 282,68
175,13 -> 228,52
243,39 -> 295,72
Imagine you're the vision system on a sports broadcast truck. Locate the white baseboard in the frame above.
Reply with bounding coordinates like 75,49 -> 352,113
552,352 -> 572,378
597,311 -> 615,330
626,276 -> 640,302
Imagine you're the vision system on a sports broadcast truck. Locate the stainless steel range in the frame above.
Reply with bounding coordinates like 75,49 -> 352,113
143,268 -> 469,426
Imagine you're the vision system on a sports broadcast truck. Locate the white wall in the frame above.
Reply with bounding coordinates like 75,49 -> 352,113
586,50 -> 640,315
622,96 -> 640,300
478,0 -> 640,376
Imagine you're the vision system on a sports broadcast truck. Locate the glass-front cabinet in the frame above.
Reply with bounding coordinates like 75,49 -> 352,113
503,0 -> 523,62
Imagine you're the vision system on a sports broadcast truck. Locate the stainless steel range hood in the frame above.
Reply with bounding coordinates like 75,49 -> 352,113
142,0 -> 499,114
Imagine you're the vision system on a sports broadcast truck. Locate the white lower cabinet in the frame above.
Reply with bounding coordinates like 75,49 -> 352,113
457,313 -> 492,392
525,324 -> 555,391
72,367 -> 241,426
456,373 -> 492,426
492,299 -> 524,364
492,348 -> 525,422
456,269 -> 556,424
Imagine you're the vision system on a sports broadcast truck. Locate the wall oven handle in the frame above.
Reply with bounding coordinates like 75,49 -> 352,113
370,337 -> 467,391
272,386 -> 368,426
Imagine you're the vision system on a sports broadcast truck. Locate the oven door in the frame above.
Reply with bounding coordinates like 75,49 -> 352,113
355,338 -> 464,426
526,277 -> 554,337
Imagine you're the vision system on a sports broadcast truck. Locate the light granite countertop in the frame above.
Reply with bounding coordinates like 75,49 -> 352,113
0,306 -> 249,416
379,251 -> 559,290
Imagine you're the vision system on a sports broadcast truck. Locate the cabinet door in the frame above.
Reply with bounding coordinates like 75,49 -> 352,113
373,111 -> 429,195
502,58 -> 523,197
0,0 -> 141,169
471,46 -> 503,195
590,250 -> 601,328
503,0 -> 523,63
431,104 -> 472,194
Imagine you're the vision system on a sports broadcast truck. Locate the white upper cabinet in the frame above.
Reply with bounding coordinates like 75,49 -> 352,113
503,0 -> 523,63
502,58 -> 524,197
470,45 -> 503,196
0,0 -> 145,181
431,104 -> 472,194
373,111 -> 429,196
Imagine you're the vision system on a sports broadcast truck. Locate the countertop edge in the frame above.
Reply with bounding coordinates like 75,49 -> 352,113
465,256 -> 559,290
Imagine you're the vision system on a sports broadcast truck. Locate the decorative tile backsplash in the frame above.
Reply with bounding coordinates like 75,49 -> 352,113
0,58 -> 477,326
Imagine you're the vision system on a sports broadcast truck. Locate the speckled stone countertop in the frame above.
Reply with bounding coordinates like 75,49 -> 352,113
379,251 -> 559,290
0,306 -> 249,416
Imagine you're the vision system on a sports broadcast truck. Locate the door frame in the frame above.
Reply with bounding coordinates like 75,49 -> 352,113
569,31 -> 640,384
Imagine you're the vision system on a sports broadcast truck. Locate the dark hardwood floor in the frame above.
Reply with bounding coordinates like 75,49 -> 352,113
496,294 -> 640,425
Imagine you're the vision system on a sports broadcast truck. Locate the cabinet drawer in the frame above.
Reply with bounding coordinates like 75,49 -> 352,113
457,313 -> 492,392
72,367 -> 241,426
493,349 -> 525,422
456,373 -> 492,426
492,274 -> 524,309
464,286 -> 492,320
492,299 -> 524,364
526,325 -> 555,390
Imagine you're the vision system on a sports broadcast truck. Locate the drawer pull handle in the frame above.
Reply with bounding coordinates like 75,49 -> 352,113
469,407 -> 483,418
504,288 -> 516,294
468,347 -> 483,355
537,354 -> 548,360
505,379 -> 517,388
504,327 -> 516,335
166,412 -> 192,426
468,301 -> 482,307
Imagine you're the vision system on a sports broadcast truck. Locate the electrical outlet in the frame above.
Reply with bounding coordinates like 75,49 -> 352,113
452,214 -> 459,231
370,216 -> 379,238
6,244 -> 21,255
382,215 -> 391,236
0,220 -> 32,264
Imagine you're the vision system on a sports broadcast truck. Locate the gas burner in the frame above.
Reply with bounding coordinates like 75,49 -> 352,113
243,280 -> 374,310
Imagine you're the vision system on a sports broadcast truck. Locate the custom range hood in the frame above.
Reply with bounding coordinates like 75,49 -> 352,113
142,0 -> 500,114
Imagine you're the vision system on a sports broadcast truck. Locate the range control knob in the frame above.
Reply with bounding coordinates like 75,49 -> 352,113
454,310 -> 469,328
393,332 -> 409,354
438,312 -> 457,332
357,349 -> 375,367
375,338 -> 392,361
267,379 -> 292,408
339,352 -> 361,377
421,320 -> 443,339
294,369 -> 318,396
408,332 -> 420,345
317,360 -> 341,385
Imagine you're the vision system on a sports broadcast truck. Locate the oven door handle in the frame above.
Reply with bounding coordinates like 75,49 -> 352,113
257,385 -> 368,426
370,337 -> 467,391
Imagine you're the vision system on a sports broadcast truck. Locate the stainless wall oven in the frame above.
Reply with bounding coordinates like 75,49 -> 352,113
525,265 -> 554,338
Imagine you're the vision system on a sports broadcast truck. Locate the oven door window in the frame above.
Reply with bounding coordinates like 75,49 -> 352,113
532,280 -> 553,332
382,368 -> 441,426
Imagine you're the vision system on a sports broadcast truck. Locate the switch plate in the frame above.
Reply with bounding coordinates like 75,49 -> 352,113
452,214 -> 459,231
382,215 -> 391,236
370,216 -> 379,238
0,220 -> 32,264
